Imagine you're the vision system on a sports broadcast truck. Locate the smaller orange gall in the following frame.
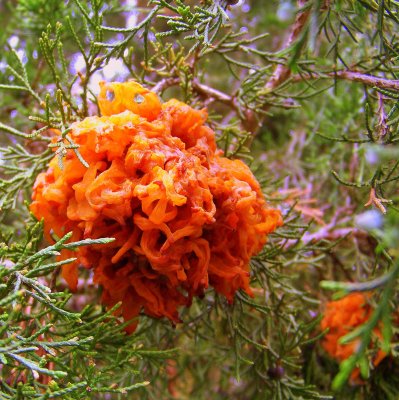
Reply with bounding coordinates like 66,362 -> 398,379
320,293 -> 387,382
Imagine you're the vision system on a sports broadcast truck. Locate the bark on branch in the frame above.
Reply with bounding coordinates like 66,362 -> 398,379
264,0 -> 310,91
293,70 -> 399,91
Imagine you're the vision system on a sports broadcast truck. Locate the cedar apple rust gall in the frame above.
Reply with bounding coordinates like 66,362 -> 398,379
30,81 -> 283,332
320,293 -> 387,383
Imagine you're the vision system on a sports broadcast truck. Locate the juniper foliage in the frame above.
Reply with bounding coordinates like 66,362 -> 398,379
0,0 -> 399,399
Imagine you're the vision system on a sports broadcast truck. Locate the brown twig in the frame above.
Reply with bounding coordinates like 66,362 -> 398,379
264,0 -> 310,92
248,0 -> 311,136
151,77 -> 180,95
364,187 -> 390,214
292,70 -> 399,91
192,79 -> 235,105
377,92 -> 389,139
152,77 -> 235,106
331,70 -> 399,91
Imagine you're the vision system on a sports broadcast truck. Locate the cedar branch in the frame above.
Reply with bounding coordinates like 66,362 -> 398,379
292,70 -> 399,91
264,0 -> 310,92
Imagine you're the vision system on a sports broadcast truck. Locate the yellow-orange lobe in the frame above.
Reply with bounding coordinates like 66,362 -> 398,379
98,80 -> 161,120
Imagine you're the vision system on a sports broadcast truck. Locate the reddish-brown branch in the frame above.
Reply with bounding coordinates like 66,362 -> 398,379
192,79 -> 235,105
152,77 -> 180,94
364,188 -> 390,214
152,77 -> 236,107
192,80 -> 262,132
246,0 -> 311,136
331,70 -> 399,90
292,70 -> 399,91
264,0 -> 310,91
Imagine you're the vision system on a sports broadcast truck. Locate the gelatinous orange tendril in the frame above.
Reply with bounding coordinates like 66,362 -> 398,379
30,81 -> 283,332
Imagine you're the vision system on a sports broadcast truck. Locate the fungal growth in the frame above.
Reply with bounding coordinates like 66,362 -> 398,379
31,81 -> 283,331
320,293 -> 387,383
